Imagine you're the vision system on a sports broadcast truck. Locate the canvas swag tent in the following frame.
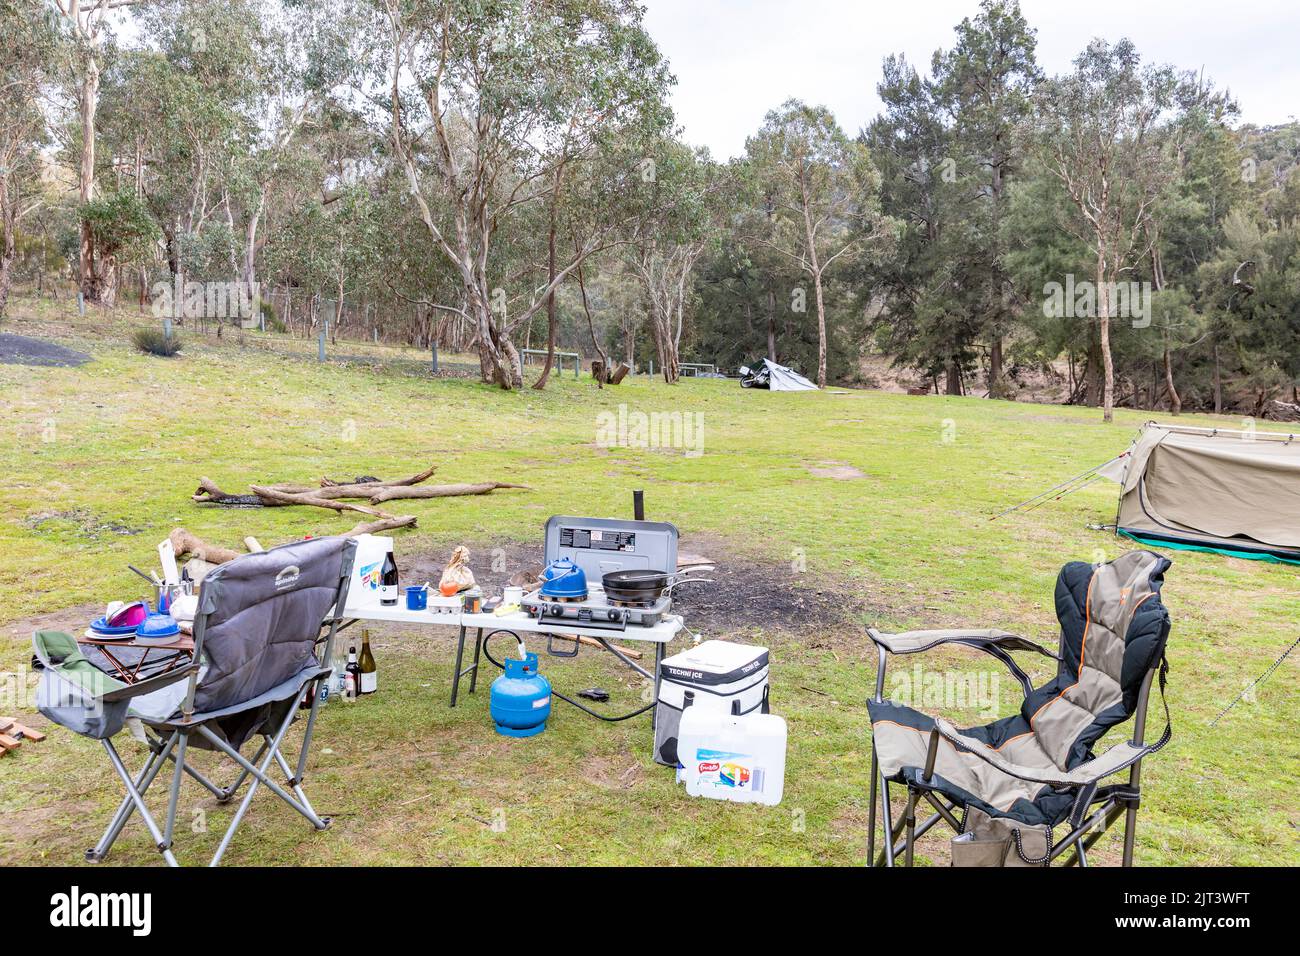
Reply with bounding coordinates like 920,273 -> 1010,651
1002,422 -> 1300,565
1109,423 -> 1300,564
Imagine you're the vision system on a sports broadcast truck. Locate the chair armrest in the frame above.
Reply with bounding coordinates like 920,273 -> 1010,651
867,627 -> 1057,659
868,628 -> 1058,699
101,665 -> 200,704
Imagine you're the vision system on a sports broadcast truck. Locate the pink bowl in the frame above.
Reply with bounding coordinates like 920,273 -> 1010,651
107,601 -> 149,628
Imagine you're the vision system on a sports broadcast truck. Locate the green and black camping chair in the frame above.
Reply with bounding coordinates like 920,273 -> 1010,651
865,550 -> 1173,867
34,535 -> 355,867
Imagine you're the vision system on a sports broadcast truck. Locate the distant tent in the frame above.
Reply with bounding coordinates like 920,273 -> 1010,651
739,358 -> 818,391
1110,422 -> 1300,564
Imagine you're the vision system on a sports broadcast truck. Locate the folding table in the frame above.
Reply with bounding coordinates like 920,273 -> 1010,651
339,598 -> 684,710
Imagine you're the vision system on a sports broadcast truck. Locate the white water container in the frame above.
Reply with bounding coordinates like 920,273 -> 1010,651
678,707 -> 787,806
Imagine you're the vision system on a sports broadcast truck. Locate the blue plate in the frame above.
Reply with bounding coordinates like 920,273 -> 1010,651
89,618 -> 141,636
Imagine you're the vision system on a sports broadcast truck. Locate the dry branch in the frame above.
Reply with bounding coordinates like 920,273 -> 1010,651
367,482 -> 530,503
321,464 -> 437,488
344,515 -> 419,535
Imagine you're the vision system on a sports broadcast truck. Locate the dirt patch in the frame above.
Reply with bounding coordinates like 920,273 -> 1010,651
806,461 -> 866,480
0,333 -> 92,368
23,508 -> 143,539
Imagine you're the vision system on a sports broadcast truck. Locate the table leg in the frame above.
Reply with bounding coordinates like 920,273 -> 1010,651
651,641 -> 666,730
98,647 -> 131,683
450,624 -> 467,707
131,648 -> 152,682
467,628 -> 484,694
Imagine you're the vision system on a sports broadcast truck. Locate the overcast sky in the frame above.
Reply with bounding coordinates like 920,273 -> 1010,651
641,0 -> 1299,159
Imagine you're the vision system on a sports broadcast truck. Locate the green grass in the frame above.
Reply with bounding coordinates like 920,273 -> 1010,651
1,296 -> 1296,866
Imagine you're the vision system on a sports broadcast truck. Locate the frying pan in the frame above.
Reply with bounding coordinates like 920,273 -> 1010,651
601,567 -> 713,603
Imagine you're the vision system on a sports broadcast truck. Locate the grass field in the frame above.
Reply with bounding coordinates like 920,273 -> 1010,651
1,297 -> 1296,866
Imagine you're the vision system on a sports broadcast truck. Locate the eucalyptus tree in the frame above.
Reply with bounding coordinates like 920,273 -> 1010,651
0,0 -> 59,316
372,0 -> 674,389
51,0 -> 151,301
621,140 -> 725,383
746,99 -> 888,387
1035,38 -> 1193,422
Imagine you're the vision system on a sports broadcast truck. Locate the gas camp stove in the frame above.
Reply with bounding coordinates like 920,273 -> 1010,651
522,586 -> 675,631
521,515 -> 679,631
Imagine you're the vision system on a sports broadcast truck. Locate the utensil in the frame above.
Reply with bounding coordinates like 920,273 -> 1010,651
158,538 -> 180,585
601,568 -> 714,604
127,565 -> 156,585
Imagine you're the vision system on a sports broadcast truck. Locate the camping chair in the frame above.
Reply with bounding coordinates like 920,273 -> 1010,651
34,536 -> 356,867
865,550 -> 1173,867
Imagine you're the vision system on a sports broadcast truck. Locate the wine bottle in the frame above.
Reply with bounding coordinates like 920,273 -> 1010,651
345,646 -> 361,700
359,631 -> 377,695
380,549 -> 399,606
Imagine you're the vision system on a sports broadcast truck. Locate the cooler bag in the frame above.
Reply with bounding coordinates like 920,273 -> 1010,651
654,640 -> 769,766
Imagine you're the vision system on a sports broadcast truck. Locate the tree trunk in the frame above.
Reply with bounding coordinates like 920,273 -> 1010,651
766,286 -> 777,362
576,259 -> 609,380
0,187 -> 14,317
78,56 -> 101,301
945,362 -> 961,396
0,251 -> 14,319
812,270 -> 828,387
533,175 -> 562,390
1096,255 -> 1115,423
243,197 -> 263,293
988,337 -> 1004,397
1163,344 -> 1181,415
1213,341 -> 1223,414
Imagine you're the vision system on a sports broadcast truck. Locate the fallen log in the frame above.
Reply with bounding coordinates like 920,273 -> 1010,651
169,528 -> 242,564
194,464 -> 438,505
249,484 -> 395,518
193,477 -> 281,506
367,482 -> 530,503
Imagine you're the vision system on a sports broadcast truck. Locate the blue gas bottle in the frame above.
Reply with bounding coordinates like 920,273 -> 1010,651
490,651 -> 551,737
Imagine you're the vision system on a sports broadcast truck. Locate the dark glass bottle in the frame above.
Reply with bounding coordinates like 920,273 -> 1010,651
380,550 -> 399,606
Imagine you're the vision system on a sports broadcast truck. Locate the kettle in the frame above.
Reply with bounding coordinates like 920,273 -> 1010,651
538,558 -> 588,599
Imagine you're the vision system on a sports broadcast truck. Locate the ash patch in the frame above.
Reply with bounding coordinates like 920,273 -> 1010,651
396,536 -> 877,638
670,560 -> 876,636
0,333 -> 92,367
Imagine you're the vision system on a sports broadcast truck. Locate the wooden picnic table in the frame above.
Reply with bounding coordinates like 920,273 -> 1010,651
78,631 -> 195,685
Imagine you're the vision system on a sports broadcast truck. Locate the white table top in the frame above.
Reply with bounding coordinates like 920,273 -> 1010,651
341,598 -> 684,644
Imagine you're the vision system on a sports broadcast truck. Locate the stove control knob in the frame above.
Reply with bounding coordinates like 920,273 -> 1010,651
549,603 -> 564,617
606,609 -> 620,622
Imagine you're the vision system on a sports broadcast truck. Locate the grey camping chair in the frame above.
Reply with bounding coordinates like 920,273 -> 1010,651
35,536 -> 356,867
865,551 -> 1173,867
